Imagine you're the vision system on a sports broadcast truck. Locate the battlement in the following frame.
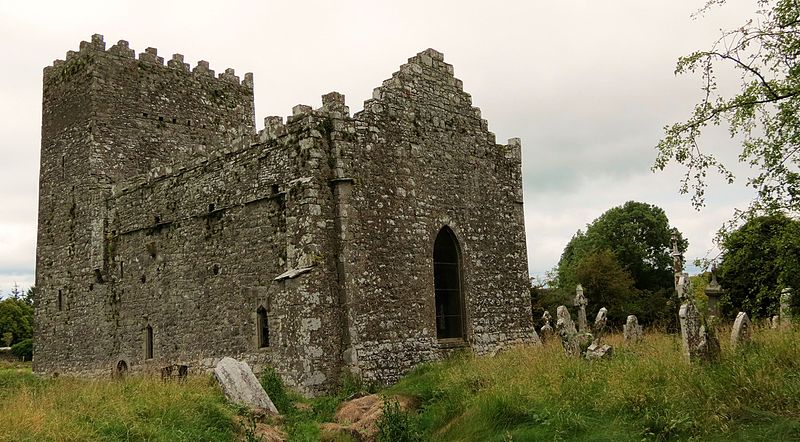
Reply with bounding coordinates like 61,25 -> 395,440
44,34 -> 253,89
41,34 -> 257,184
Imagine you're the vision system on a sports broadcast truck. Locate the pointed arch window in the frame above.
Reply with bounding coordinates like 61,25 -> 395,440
257,306 -> 270,348
433,226 -> 465,340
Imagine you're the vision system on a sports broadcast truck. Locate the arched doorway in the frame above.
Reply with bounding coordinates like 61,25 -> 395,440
115,359 -> 128,378
433,226 -> 464,340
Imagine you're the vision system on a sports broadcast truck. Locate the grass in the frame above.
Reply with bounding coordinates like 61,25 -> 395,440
384,326 -> 800,441
1,327 -> 798,441
0,363 -> 237,442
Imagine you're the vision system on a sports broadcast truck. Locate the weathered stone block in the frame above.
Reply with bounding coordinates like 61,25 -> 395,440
214,357 -> 278,414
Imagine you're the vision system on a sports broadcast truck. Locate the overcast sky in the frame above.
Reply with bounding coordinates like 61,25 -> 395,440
0,1 -> 761,295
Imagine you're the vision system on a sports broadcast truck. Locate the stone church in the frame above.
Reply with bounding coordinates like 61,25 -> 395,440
34,34 -> 537,394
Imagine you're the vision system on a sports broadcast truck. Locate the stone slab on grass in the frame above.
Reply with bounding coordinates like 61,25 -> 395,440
214,357 -> 278,414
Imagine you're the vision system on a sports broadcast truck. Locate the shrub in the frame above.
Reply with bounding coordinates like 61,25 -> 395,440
259,366 -> 294,415
10,338 -> 32,361
376,398 -> 421,442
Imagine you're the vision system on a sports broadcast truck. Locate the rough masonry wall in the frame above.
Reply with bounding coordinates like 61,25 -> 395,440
35,35 -> 535,393
336,49 -> 536,384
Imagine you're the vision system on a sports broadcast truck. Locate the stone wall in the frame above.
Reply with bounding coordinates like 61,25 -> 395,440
35,36 -> 536,394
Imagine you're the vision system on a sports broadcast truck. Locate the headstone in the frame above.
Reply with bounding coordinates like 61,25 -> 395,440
540,310 -> 554,342
585,307 -> 612,360
671,237 -> 720,363
704,265 -> 723,318
214,357 -> 279,414
730,312 -> 752,349
623,315 -> 643,343
555,305 -> 580,357
574,284 -> 588,334
780,287 -> 793,328
679,302 -> 720,362
771,315 -> 781,329
677,272 -> 720,363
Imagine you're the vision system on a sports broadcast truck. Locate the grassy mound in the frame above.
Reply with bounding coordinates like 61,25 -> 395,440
385,328 -> 800,441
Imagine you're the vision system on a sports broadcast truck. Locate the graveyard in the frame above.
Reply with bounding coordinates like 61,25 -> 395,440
2,322 -> 799,441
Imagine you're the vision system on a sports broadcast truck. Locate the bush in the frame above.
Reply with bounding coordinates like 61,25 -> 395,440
259,366 -> 294,415
10,338 -> 32,361
376,398 -> 421,442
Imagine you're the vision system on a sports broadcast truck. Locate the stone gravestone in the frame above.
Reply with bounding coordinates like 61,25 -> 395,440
704,265 -> 723,319
730,312 -> 752,349
555,305 -> 580,357
574,284 -> 589,334
672,235 -> 719,363
623,315 -> 643,343
780,288 -> 793,328
585,307 -> 613,360
677,273 -> 719,362
214,357 -> 279,414
540,310 -> 554,342
771,315 -> 781,329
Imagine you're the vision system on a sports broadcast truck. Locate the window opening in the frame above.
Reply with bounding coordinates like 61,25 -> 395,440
257,307 -> 270,348
145,325 -> 153,359
433,226 -> 464,339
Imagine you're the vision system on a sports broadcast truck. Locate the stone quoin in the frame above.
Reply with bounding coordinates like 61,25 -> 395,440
34,34 -> 537,394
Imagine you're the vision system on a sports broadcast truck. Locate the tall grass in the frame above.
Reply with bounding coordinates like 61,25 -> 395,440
0,367 -> 236,442
387,327 -> 800,441
2,327 -> 798,441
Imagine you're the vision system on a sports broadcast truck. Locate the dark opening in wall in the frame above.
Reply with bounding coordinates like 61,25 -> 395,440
271,184 -> 279,194
171,118 -> 177,124
158,116 -> 164,122
88,283 -> 93,291
115,360 -> 128,377
433,226 -> 465,340
57,290 -> 63,311
212,264 -> 220,275
208,203 -> 215,212
145,325 -> 153,359
120,261 -> 124,278
257,307 -> 270,348
143,113 -> 148,117
154,215 -> 161,224
140,274 -> 146,283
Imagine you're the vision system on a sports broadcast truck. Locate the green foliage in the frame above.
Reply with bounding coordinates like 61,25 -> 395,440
718,213 -> 800,319
376,398 -> 422,442
655,0 -> 800,218
0,371 -> 237,441
11,338 -> 32,361
556,201 -> 687,326
259,366 -> 296,415
387,330 -> 800,441
0,294 -> 34,347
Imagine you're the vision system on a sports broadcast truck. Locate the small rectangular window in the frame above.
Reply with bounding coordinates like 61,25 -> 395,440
145,325 -> 153,359
257,308 -> 270,348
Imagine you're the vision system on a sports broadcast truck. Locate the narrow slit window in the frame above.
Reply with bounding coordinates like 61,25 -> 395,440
257,307 -> 270,348
145,325 -> 153,359
433,226 -> 464,339
57,290 -> 63,311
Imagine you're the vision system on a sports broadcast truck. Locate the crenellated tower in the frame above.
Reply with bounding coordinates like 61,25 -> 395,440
35,34 -> 256,374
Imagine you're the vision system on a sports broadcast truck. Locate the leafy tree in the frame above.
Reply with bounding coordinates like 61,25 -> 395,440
655,0 -> 800,219
573,250 -> 638,324
717,213 -> 800,319
557,201 -> 687,326
0,296 -> 34,347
